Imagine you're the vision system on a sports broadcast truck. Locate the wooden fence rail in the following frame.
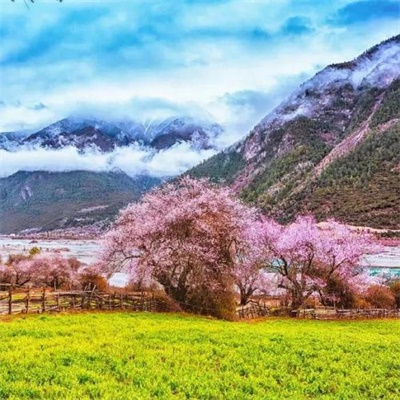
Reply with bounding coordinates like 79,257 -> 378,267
0,288 -> 159,315
236,302 -> 400,319
236,301 -> 270,319
1,287 -> 399,319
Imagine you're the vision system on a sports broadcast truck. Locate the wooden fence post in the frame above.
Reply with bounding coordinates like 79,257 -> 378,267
25,288 -> 30,314
41,288 -> 46,313
8,286 -> 12,315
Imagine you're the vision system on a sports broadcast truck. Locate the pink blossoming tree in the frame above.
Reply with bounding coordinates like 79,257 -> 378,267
259,216 -> 379,309
231,220 -> 273,305
101,177 -> 261,318
0,253 -> 80,289
30,254 -> 80,290
0,255 -> 33,287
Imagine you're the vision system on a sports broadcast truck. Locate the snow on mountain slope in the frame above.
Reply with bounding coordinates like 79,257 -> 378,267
257,35 -> 400,133
0,115 -> 223,233
188,35 -> 400,229
1,116 -> 223,153
0,130 -> 32,151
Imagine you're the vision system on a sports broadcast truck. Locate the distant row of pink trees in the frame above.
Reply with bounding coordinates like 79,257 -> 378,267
101,177 -> 382,318
0,253 -> 105,291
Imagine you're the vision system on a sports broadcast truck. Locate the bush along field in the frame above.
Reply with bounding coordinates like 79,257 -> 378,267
0,312 -> 399,400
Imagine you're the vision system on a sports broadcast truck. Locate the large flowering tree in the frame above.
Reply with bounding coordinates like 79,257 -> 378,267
101,177 -> 261,316
259,216 -> 378,309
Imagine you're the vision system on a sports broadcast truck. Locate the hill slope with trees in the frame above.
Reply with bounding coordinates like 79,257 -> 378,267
188,36 -> 400,228
0,171 -> 160,234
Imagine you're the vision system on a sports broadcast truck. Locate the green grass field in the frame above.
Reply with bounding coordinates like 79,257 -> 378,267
0,313 -> 399,399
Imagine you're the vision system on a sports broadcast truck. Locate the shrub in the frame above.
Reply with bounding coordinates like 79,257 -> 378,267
365,285 -> 396,308
78,265 -> 108,291
153,290 -> 183,313
389,281 -> 400,308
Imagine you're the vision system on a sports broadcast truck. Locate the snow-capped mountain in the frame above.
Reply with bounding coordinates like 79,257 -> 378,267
1,116 -> 223,152
0,115 -> 223,234
0,130 -> 32,151
255,35 -> 400,140
189,35 -> 400,229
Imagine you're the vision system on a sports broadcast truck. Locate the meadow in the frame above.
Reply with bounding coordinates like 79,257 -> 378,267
0,313 -> 399,399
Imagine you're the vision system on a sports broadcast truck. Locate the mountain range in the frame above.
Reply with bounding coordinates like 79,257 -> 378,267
1,35 -> 399,234
1,116 -> 223,152
0,116 -> 222,234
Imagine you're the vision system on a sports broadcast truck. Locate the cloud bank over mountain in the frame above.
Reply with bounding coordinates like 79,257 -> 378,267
1,0 -> 399,140
0,143 -> 217,179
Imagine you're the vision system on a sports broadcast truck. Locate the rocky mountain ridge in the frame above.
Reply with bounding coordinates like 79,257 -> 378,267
1,116 -> 223,152
188,35 -> 400,228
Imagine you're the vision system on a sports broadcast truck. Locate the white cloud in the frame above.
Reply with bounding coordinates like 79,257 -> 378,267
0,144 -> 217,179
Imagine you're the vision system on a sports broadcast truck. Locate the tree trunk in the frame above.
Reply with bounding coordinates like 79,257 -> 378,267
239,288 -> 250,306
290,289 -> 304,310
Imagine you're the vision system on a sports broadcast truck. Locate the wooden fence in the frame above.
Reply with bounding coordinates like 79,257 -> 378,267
236,301 -> 270,319
236,301 -> 400,319
1,286 -> 399,320
293,307 -> 400,320
0,286 -> 159,315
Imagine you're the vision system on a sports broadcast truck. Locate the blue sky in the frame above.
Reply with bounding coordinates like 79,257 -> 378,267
0,0 -> 399,140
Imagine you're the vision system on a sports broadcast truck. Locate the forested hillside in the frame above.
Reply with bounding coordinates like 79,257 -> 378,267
0,171 -> 160,234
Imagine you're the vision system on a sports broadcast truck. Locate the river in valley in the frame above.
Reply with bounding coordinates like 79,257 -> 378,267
1,236 -> 399,286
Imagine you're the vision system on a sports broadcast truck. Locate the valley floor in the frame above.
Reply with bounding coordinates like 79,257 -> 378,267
0,312 -> 399,399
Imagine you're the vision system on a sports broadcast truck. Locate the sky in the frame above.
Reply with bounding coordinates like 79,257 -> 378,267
0,0 -> 399,177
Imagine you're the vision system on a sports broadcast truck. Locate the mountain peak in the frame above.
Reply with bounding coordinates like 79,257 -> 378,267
328,34 -> 400,71
255,36 -> 400,134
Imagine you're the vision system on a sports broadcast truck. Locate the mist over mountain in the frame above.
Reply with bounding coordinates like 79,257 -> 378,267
0,115 -> 222,178
0,115 -> 222,233
6,115 -> 222,152
189,35 -> 400,229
